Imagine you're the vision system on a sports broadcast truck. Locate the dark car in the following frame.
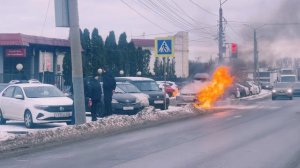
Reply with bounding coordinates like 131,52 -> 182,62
261,82 -> 273,90
115,77 -> 169,110
292,82 -> 300,97
272,82 -> 293,100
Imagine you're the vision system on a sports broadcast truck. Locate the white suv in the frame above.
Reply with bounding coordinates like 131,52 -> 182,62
0,83 -> 73,128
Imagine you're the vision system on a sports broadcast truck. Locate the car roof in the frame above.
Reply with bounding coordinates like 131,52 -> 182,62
10,83 -> 54,87
116,77 -> 154,81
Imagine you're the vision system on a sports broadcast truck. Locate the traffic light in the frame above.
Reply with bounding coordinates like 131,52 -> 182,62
231,43 -> 238,58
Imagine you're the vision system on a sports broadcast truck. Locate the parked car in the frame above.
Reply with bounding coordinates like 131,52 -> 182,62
116,82 -> 149,107
156,81 -> 179,97
246,81 -> 260,94
236,83 -> 251,97
176,73 -> 209,105
239,82 -> 258,95
115,77 -> 169,110
272,82 -> 293,100
110,86 -> 144,115
0,83 -> 73,128
292,82 -> 300,97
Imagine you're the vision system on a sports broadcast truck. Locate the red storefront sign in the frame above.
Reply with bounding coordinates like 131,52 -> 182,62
5,48 -> 26,57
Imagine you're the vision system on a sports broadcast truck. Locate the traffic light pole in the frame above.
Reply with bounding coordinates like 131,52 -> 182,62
253,29 -> 258,82
68,0 -> 86,124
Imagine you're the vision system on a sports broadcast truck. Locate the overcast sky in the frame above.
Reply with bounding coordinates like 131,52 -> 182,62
0,0 -> 299,62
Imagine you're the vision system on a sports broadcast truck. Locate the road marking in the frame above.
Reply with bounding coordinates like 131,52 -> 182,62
233,115 -> 242,118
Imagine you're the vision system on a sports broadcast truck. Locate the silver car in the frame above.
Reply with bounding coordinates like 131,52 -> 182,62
272,82 -> 293,100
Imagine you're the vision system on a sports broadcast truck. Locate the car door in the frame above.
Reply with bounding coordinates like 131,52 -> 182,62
0,86 -> 16,119
10,87 -> 25,120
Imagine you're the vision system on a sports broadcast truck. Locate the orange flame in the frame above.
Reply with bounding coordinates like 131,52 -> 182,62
194,66 -> 233,109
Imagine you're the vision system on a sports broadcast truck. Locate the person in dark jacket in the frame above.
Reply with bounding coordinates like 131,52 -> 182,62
88,76 -> 102,121
102,67 -> 116,116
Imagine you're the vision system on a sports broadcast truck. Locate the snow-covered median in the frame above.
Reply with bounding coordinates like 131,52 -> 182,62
0,132 -> 14,142
0,105 -> 201,154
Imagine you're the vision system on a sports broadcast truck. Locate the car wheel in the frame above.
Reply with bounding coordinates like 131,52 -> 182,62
160,104 -> 169,110
24,111 -> 35,128
0,110 -> 6,125
66,121 -> 73,125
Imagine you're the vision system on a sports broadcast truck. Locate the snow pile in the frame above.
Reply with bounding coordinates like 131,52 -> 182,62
0,132 -> 14,142
0,105 -> 201,153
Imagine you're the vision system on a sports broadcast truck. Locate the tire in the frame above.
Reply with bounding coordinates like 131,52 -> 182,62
0,110 -> 6,125
24,111 -> 35,128
66,121 -> 73,125
160,104 -> 169,110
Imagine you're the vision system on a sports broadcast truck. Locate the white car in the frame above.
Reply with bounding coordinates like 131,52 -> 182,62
0,83 -> 73,128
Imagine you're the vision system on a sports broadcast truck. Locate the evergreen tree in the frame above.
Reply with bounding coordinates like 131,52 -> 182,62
91,28 -> 104,74
127,41 -> 137,76
104,31 -> 118,74
117,32 -> 128,73
62,52 -> 72,85
154,57 -> 160,76
81,29 -> 92,76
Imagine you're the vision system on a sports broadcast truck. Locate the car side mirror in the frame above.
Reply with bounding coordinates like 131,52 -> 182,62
14,94 -> 24,100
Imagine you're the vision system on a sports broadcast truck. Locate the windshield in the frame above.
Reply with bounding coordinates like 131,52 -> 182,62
275,83 -> 290,88
258,72 -> 270,77
117,83 -> 141,93
0,84 -> 8,92
24,86 -> 65,98
133,81 -> 160,91
281,76 -> 296,82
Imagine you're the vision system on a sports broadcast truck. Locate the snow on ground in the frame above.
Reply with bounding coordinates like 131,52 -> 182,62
0,132 -> 14,142
0,106 -> 198,152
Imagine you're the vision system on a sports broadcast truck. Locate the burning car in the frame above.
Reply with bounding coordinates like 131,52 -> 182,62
176,73 -> 209,106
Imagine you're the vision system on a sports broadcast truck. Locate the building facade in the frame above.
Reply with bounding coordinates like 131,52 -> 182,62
0,33 -> 69,85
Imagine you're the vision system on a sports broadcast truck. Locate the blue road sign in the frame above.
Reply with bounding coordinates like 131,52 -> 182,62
155,37 -> 174,57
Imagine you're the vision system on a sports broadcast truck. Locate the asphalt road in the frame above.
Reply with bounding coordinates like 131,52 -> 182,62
1,97 -> 300,168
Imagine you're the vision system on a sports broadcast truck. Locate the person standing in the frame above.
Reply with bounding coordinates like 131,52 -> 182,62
102,67 -> 116,116
88,76 -> 102,121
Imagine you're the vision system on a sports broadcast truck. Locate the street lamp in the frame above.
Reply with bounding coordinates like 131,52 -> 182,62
136,71 -> 141,76
97,68 -> 103,75
120,70 -> 124,76
16,63 -> 23,80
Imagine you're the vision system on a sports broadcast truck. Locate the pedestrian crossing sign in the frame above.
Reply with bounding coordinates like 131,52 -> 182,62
155,37 -> 174,57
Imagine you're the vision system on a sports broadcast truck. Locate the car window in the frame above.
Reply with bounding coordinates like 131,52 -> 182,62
2,86 -> 15,98
118,84 -> 141,93
133,81 -> 160,91
23,86 -> 65,98
13,87 -> 24,97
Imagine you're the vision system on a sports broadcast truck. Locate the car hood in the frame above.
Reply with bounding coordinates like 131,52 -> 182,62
113,93 -> 136,103
141,90 -> 165,97
28,97 -> 73,106
130,93 -> 149,106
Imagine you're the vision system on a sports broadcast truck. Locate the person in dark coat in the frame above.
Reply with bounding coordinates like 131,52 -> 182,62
102,67 -> 116,116
88,76 -> 102,121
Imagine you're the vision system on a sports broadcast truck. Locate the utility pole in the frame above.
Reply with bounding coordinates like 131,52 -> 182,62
218,0 -> 227,64
253,29 -> 258,82
68,0 -> 86,124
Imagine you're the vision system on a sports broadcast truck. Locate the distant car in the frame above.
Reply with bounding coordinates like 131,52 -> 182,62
0,83 -> 73,128
156,81 -> 179,97
272,82 -> 293,100
292,82 -> 300,97
261,82 -> 273,90
246,81 -> 260,94
116,82 -> 149,107
115,77 -> 169,110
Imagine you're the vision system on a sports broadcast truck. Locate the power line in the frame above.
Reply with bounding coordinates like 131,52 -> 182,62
189,0 -> 218,17
120,0 -> 170,32
40,0 -> 51,35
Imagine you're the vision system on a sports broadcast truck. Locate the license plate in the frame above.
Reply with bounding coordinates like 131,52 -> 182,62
154,100 -> 164,104
123,106 -> 134,110
54,112 -> 71,118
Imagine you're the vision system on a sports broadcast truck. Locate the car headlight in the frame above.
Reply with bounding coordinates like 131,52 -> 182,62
272,89 -> 277,93
112,99 -> 118,103
34,105 -> 49,110
287,89 -> 293,93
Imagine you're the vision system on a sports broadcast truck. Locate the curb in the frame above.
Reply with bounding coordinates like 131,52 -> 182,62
0,105 -> 203,156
